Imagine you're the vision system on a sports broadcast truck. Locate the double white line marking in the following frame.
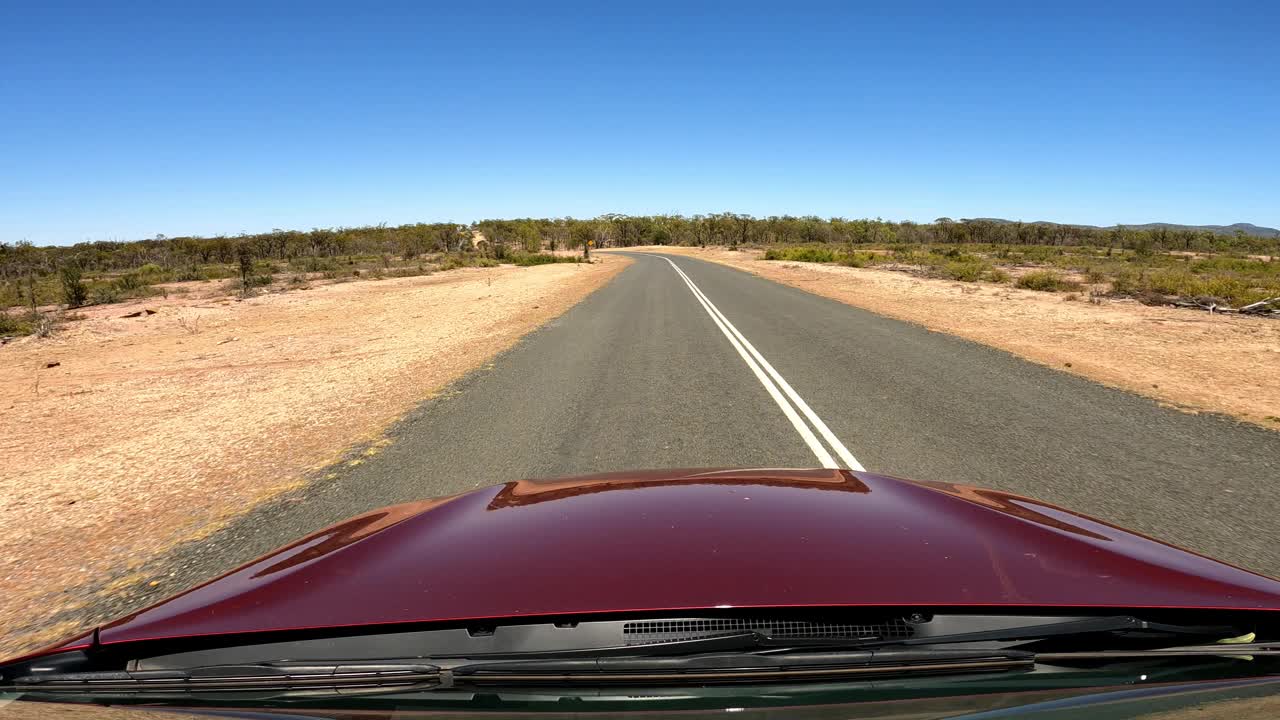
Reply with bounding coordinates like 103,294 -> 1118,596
654,255 -> 865,472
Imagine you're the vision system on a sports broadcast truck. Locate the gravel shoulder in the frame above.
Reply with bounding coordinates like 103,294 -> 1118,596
631,246 -> 1280,429
0,255 -> 628,655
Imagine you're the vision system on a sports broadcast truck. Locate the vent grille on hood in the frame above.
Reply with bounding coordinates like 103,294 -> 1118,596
622,617 -> 914,645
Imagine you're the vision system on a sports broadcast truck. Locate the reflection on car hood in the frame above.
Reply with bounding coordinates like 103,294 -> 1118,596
88,468 -> 1280,646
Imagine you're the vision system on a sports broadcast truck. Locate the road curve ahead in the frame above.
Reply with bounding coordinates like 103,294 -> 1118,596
85,250 -> 1280,622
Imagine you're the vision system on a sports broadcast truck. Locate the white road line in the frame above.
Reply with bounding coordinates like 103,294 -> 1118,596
651,254 -> 865,472
657,257 -> 837,468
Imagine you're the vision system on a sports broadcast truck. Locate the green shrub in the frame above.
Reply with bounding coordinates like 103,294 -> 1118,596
1197,275 -> 1249,303
942,261 -> 988,282
1110,268 -> 1141,295
389,265 -> 432,278
59,265 -> 88,307
1015,270 -> 1080,292
986,268 -> 1012,283
0,311 -> 30,335
137,263 -> 164,276
1146,269 -> 1197,297
175,266 -> 206,282
90,285 -> 122,305
763,246 -> 837,263
1084,266 -> 1108,284
510,253 -> 581,266
296,256 -> 340,273
837,251 -> 879,268
113,272 -> 147,292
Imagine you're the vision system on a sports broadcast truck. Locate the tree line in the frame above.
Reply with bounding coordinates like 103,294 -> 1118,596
5,214 -> 1277,285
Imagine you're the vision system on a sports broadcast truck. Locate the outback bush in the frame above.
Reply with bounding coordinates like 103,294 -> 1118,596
1110,268 -> 1141,295
942,261 -> 989,282
389,265 -> 432,278
510,253 -> 581,267
0,311 -> 29,335
1146,269 -> 1197,297
59,264 -> 88,307
90,285 -> 122,305
1015,270 -> 1080,292
986,268 -> 1012,283
763,246 -> 837,263
113,272 -> 148,292
837,251 -> 878,268
175,265 -> 206,282
295,256 -> 340,273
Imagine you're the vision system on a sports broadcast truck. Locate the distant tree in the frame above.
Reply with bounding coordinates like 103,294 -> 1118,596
236,241 -> 254,293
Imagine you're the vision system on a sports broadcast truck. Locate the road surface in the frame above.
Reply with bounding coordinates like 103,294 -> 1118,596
77,250 -> 1280,624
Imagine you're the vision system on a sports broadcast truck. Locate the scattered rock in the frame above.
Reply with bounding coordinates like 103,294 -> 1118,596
119,308 -> 158,319
44,361 -> 61,369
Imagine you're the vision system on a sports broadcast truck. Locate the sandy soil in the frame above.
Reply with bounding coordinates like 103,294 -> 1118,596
633,246 -> 1280,429
0,256 -> 628,652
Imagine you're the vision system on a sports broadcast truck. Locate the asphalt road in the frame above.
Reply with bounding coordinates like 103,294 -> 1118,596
68,250 -> 1280,626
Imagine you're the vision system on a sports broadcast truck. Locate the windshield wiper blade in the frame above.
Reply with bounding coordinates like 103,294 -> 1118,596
447,647 -> 1033,686
1037,642 -> 1280,661
851,616 -> 1239,648
5,662 -> 441,694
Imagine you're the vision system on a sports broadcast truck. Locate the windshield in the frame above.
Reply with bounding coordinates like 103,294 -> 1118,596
2,1 -> 1278,718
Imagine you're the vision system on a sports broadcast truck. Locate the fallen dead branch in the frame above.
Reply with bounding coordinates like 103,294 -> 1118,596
1172,297 -> 1279,317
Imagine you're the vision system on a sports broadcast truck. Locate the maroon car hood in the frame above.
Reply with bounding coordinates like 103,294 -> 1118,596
94,469 -> 1280,646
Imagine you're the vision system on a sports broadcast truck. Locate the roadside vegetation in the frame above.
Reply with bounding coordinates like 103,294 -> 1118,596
762,241 -> 1278,309
1,219 -> 586,338
5,214 -> 1277,338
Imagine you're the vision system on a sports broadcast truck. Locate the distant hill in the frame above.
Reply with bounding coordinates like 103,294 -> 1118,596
965,218 -> 1280,238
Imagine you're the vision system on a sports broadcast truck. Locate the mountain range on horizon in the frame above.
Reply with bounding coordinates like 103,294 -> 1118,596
965,219 -> 1279,238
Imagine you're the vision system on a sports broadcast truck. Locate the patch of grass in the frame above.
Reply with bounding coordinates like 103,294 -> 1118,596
1016,270 -> 1081,292
986,268 -> 1012,283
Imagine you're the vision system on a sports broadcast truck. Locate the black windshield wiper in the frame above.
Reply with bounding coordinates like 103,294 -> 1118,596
447,647 -> 1034,686
5,662 -> 442,694
850,616 -> 1239,648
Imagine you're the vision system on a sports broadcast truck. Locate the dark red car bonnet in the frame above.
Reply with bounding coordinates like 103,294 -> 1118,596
90,469 -> 1280,647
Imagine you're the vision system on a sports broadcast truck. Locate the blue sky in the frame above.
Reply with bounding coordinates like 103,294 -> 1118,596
2,0 -> 1277,245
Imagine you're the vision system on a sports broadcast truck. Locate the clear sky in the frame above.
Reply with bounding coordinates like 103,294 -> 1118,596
3,0 -> 1277,245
